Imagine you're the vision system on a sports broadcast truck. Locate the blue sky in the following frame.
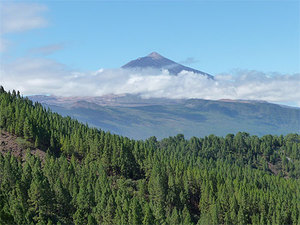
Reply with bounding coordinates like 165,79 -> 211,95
0,1 -> 300,106
1,0 -> 299,74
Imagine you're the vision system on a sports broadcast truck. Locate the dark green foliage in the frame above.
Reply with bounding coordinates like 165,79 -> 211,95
0,87 -> 299,224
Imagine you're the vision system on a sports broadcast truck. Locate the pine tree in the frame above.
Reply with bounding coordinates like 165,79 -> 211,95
23,117 -> 33,140
143,203 -> 155,225
27,161 -> 54,224
129,198 -> 143,225
8,182 -> 28,224
169,208 -> 180,225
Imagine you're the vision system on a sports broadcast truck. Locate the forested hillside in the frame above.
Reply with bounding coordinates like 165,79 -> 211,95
0,86 -> 300,224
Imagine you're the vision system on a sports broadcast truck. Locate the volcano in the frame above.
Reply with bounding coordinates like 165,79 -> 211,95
122,52 -> 213,79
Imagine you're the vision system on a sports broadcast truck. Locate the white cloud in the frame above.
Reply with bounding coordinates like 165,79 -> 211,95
0,3 -> 48,34
0,38 -> 9,52
0,3 -> 48,53
28,43 -> 65,56
179,57 -> 199,65
0,57 -> 300,107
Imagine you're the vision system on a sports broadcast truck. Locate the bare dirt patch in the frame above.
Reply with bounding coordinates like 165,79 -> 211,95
0,130 -> 46,161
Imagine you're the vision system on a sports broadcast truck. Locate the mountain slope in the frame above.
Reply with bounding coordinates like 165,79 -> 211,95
29,95 -> 300,140
0,87 -> 300,225
122,52 -> 213,79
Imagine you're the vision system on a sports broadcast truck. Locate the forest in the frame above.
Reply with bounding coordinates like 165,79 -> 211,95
0,86 -> 299,224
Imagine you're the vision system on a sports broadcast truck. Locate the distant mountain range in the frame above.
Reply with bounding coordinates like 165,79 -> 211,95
29,94 -> 300,140
122,52 -> 213,79
27,52 -> 299,139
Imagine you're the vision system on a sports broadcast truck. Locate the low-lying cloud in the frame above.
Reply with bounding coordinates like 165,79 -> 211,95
1,57 -> 299,107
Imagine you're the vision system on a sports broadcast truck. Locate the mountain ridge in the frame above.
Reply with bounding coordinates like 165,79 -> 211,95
28,94 -> 300,139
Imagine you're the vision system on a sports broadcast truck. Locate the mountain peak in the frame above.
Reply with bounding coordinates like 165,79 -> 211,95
122,52 -> 214,79
147,52 -> 163,59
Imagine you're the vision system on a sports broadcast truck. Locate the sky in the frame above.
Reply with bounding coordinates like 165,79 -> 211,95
0,0 -> 300,106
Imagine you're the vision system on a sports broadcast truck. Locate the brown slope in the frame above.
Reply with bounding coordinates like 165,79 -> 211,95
0,130 -> 46,161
